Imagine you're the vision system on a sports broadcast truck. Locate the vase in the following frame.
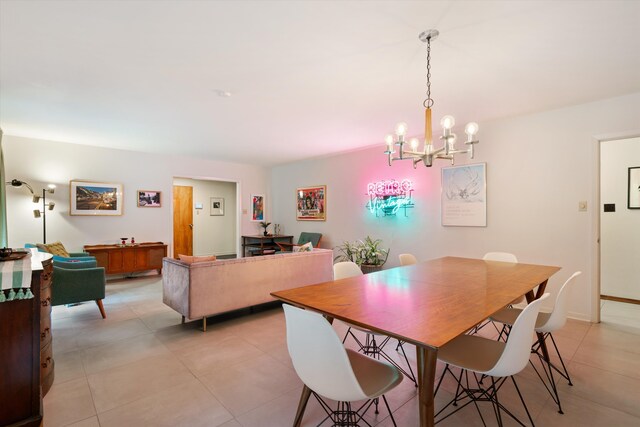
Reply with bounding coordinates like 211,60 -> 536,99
263,231 -> 268,236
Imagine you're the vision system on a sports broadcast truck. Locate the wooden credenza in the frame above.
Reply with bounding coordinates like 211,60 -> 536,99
84,242 -> 167,275
0,251 -> 53,427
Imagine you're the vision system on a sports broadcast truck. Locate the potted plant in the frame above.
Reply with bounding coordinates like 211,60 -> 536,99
259,221 -> 272,236
334,236 -> 389,274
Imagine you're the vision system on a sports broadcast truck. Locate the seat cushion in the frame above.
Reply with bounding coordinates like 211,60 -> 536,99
438,334 -> 506,374
347,349 -> 403,398
490,307 -> 550,330
42,241 -> 70,258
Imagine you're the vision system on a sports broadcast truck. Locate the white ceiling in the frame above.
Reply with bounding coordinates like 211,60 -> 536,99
1,0 -> 639,166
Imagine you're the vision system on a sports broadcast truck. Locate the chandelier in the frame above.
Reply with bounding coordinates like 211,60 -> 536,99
384,30 -> 479,168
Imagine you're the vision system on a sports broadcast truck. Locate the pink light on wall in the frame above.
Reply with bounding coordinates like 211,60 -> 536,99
366,179 -> 415,217
367,179 -> 414,197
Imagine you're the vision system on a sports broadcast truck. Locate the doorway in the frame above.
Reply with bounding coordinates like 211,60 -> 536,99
172,177 -> 238,259
599,136 -> 640,328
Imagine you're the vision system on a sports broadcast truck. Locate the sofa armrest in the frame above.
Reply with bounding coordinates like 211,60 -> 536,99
54,259 -> 98,269
68,252 -> 91,257
52,266 -> 106,306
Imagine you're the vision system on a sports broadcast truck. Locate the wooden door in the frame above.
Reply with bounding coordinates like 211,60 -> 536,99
173,185 -> 193,258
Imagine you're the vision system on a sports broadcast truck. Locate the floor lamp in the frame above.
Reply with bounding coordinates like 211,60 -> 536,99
7,179 -> 56,244
33,185 -> 56,244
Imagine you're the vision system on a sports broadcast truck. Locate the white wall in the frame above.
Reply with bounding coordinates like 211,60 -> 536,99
272,92 -> 640,321
173,177 -> 237,256
600,137 -> 640,300
4,136 -> 270,254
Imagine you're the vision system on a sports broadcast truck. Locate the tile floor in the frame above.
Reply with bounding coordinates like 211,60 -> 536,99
43,276 -> 640,426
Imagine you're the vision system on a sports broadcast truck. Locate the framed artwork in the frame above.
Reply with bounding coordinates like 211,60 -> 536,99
296,185 -> 326,221
70,180 -> 123,216
441,163 -> 487,227
629,167 -> 640,209
251,194 -> 265,221
137,190 -> 161,207
210,197 -> 224,216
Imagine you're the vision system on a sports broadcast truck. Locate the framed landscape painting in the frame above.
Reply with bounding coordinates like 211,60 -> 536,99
296,185 -> 326,221
70,180 -> 123,216
251,194 -> 265,221
137,190 -> 161,207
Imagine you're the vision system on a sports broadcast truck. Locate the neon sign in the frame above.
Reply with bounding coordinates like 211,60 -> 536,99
366,179 -> 415,217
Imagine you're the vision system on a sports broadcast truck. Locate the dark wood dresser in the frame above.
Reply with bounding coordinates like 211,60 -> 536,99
0,251 -> 53,427
84,242 -> 167,275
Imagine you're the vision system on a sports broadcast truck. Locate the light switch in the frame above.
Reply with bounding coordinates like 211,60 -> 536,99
242,208 -> 248,214
578,201 -> 587,212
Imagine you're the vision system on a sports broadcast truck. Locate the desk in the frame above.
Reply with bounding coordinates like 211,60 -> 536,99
241,235 -> 293,257
271,256 -> 560,427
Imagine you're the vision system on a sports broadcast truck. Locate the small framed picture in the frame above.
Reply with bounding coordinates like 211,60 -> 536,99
137,190 -> 161,207
70,180 -> 123,216
251,194 -> 265,222
629,167 -> 640,209
296,185 -> 326,221
210,197 -> 224,216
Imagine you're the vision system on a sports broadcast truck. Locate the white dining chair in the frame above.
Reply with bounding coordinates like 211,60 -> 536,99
434,293 -> 550,426
490,271 -> 582,414
470,252 -> 522,335
398,253 -> 418,266
333,261 -> 417,386
283,304 -> 403,426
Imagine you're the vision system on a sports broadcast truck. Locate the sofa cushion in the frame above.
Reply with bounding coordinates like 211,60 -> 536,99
42,241 -> 70,258
178,254 -> 217,264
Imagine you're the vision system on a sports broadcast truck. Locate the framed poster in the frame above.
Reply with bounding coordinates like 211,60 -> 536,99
629,167 -> 640,209
70,180 -> 123,216
137,190 -> 161,207
296,185 -> 326,221
441,163 -> 486,227
251,194 -> 265,221
210,197 -> 224,215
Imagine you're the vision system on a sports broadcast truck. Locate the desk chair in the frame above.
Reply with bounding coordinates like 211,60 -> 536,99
435,294 -> 550,426
490,271 -> 582,414
333,261 -> 417,386
276,232 -> 322,251
284,304 -> 403,426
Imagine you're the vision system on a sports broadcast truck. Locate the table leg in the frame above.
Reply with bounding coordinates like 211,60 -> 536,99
526,279 -> 551,363
416,346 -> 437,427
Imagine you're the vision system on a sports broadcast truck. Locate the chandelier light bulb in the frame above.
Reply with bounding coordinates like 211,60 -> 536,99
395,122 -> 408,137
410,138 -> 420,151
440,115 -> 455,130
385,134 -> 394,145
465,122 -> 479,137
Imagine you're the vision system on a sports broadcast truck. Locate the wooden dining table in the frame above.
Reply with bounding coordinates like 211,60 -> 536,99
271,256 -> 561,427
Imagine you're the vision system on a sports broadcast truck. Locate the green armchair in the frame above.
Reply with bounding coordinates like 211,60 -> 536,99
276,232 -> 323,252
53,259 -> 107,318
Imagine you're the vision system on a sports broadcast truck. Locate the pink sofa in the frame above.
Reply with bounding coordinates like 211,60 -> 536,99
162,249 -> 333,330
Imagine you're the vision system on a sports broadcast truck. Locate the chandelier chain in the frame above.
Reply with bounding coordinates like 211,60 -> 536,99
423,37 -> 434,108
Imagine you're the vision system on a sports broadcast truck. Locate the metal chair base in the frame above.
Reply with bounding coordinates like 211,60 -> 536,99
434,364 -> 535,426
312,392 -> 397,427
